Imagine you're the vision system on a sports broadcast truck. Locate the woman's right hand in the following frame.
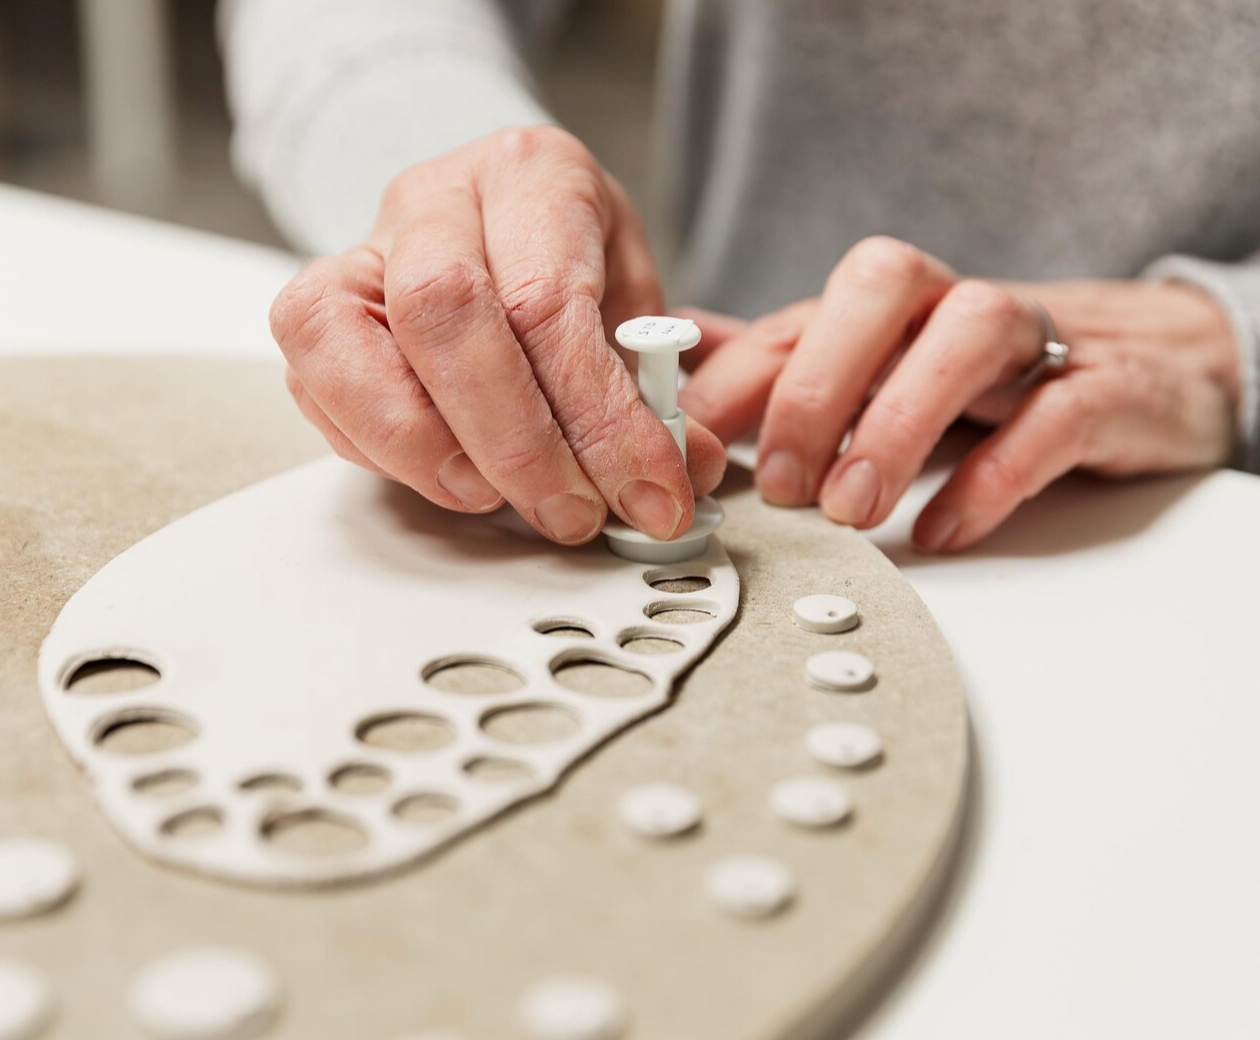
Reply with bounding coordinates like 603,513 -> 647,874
270,126 -> 726,545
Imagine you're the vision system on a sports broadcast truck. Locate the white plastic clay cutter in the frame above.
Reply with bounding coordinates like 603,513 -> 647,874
604,316 -> 725,563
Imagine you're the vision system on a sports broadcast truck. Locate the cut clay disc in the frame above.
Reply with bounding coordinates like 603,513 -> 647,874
704,855 -> 798,919
769,776 -> 854,829
0,960 -> 55,1040
791,595 -> 859,634
805,650 -> 876,692
805,722 -> 884,769
518,976 -> 628,1040
617,783 -> 703,839
0,839 -> 80,920
129,946 -> 280,1040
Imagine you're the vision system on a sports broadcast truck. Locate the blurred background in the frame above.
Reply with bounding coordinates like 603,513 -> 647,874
0,0 -> 664,250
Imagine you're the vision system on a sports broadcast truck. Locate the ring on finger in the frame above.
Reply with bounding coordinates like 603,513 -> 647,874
1017,298 -> 1071,387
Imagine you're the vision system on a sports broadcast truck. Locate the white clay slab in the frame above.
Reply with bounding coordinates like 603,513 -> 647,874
37,459 -> 738,888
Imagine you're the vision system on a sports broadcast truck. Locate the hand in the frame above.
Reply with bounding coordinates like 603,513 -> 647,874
270,126 -> 725,545
678,236 -> 1241,551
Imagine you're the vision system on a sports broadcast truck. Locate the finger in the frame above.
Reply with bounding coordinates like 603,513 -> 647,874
271,250 -> 504,514
674,307 -> 751,371
478,128 -> 696,541
685,414 -> 728,498
284,365 -> 391,477
912,372 -> 1103,552
378,165 -> 610,545
756,237 -> 955,506
679,300 -> 817,444
820,281 -> 1046,528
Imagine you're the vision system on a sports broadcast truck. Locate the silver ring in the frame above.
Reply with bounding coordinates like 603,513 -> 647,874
1018,298 -> 1070,388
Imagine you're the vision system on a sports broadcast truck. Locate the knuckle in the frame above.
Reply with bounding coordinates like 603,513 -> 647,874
373,407 -> 446,481
562,383 -> 639,459
565,397 -> 625,459
269,265 -> 341,356
481,435 -> 553,487
375,410 -> 428,461
1035,378 -> 1090,433
1034,378 -> 1098,463
502,272 -> 603,342
944,280 -> 1023,329
973,449 -> 1030,502
837,235 -> 928,291
387,258 -> 488,343
866,394 -> 935,451
773,375 -> 834,420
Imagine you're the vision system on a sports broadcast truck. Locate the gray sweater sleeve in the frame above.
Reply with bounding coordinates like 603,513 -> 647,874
1144,254 -> 1260,473
218,0 -> 567,255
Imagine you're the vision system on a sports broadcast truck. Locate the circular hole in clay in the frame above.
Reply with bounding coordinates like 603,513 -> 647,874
551,656 -> 653,698
132,769 -> 199,799
64,656 -> 160,695
644,600 -> 719,625
422,657 -> 525,695
646,574 -> 712,594
617,628 -> 685,656
93,710 -> 196,756
532,618 -> 596,639
238,772 -> 303,794
159,806 -> 224,841
480,704 -> 580,745
463,757 -> 537,785
392,792 -> 460,826
356,713 -> 455,754
260,808 -> 369,857
328,763 -> 392,795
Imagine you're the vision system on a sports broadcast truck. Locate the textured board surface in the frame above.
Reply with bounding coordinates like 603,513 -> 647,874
0,357 -> 969,1040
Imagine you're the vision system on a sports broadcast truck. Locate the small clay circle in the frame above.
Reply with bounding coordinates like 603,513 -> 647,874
704,855 -> 797,919
519,976 -> 628,1040
804,650 -> 875,692
769,776 -> 853,829
129,946 -> 281,1040
792,594 -> 859,634
0,839 -> 80,920
617,783 -> 702,839
0,960 -> 55,1040
805,722 -> 884,769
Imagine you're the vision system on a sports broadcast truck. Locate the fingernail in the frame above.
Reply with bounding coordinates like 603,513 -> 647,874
437,452 -> 502,511
759,450 -> 808,505
618,479 -> 684,539
535,493 -> 604,545
823,459 -> 882,526
916,508 -> 961,553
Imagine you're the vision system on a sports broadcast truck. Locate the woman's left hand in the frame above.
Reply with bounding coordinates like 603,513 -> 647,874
677,236 -> 1242,551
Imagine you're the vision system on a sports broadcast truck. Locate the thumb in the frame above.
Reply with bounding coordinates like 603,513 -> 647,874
685,414 -> 728,498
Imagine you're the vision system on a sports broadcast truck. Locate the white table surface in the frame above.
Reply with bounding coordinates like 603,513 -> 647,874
3,184 -> 1257,1039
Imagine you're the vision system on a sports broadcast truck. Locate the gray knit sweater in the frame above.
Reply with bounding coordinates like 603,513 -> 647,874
220,0 -> 1260,471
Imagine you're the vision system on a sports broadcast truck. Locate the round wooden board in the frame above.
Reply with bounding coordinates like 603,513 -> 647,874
0,357 -> 969,1040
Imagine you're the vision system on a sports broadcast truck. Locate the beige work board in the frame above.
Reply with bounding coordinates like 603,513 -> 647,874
0,356 -> 970,1040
